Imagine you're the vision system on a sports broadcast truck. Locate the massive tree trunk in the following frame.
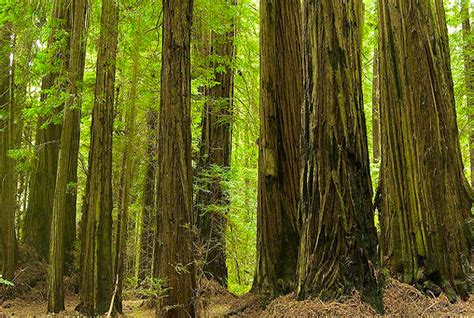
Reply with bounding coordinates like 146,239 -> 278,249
138,109 -> 158,282
77,0 -> 118,314
24,0 -> 71,260
296,0 -> 382,312
114,24 -> 140,313
195,0 -> 236,288
253,0 -> 302,298
0,22 -> 16,281
252,0 -> 303,298
153,0 -> 195,316
372,49 -> 381,163
377,0 -> 472,300
48,0 -> 88,313
461,0 -> 473,187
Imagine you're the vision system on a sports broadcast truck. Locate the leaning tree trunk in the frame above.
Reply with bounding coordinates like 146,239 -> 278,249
372,48 -> 381,163
48,0 -> 88,313
377,0 -> 473,301
253,0 -> 302,298
153,0 -> 195,317
77,0 -> 118,315
0,22 -> 16,281
296,0 -> 383,312
113,24 -> 140,313
461,0 -> 473,188
24,0 -> 71,260
195,0 -> 236,288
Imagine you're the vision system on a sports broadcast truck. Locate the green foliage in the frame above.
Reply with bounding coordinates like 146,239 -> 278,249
0,276 -> 14,287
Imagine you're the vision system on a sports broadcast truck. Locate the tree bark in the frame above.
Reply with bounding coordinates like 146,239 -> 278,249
372,48 -> 381,163
48,0 -> 88,313
253,0 -> 302,298
153,0 -> 195,317
0,22 -> 16,281
296,0 -> 383,312
461,0 -> 473,188
24,0 -> 71,260
377,0 -> 473,301
195,0 -> 236,288
138,109 -> 158,282
77,0 -> 118,314
113,23 -> 140,313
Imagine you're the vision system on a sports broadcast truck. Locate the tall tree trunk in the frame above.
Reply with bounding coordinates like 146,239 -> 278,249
377,0 -> 472,301
461,0 -> 473,187
48,0 -> 88,313
296,0 -> 383,312
195,0 -> 236,288
24,0 -> 71,260
0,22 -> 16,281
253,0 -> 302,298
153,0 -> 195,317
114,24 -> 140,313
372,49 -> 381,163
138,109 -> 158,282
77,0 -> 118,314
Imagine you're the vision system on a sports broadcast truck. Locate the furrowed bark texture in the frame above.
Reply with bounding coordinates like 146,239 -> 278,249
153,0 -> 195,317
195,0 -> 236,288
78,0 -> 118,314
24,0 -> 70,260
0,22 -> 16,281
48,0 -> 88,313
253,0 -> 303,298
378,0 -> 473,300
461,0 -> 473,188
296,0 -> 383,312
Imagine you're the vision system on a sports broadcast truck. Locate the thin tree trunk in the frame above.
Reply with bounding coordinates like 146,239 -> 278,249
113,24 -> 140,313
372,49 -> 381,163
77,0 -> 118,314
153,0 -> 195,316
377,0 -> 472,301
24,0 -> 71,260
0,22 -> 16,281
461,0 -> 473,188
195,0 -> 236,288
253,0 -> 302,298
47,0 -> 88,313
296,0 -> 383,312
138,109 -> 158,282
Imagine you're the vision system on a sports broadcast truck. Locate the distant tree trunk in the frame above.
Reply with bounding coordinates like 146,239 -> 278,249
461,0 -> 473,187
77,0 -> 118,314
377,0 -> 472,301
47,0 -> 88,313
296,0 -> 383,312
372,49 -> 381,163
153,0 -> 195,317
0,22 -> 16,281
195,0 -> 236,288
24,0 -> 71,260
138,109 -> 158,282
253,0 -> 302,298
114,24 -> 140,313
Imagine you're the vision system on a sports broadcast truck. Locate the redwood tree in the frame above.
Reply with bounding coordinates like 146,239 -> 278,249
48,0 -> 88,312
195,0 -> 236,287
253,0 -> 302,298
77,0 -> 118,314
377,0 -> 472,300
153,0 -> 195,317
24,0 -> 71,260
0,21 -> 16,281
296,0 -> 382,312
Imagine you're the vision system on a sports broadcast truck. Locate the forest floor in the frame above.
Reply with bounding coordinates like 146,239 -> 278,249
1,278 -> 473,317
